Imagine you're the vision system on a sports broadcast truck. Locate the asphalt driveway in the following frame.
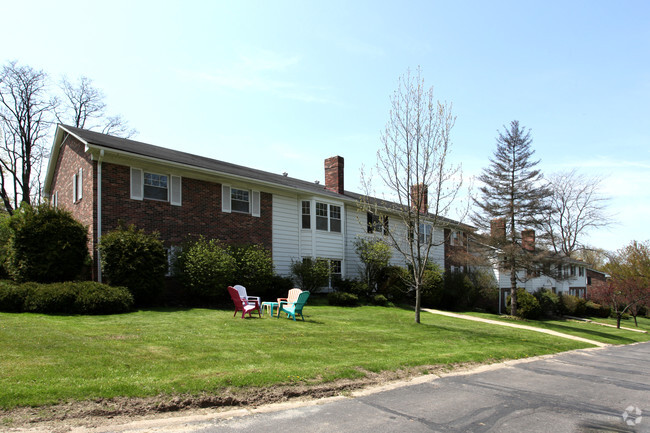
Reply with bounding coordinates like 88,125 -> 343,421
187,342 -> 650,433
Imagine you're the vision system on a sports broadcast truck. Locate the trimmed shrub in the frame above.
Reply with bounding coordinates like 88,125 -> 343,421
0,280 -> 133,314
0,280 -> 26,312
7,204 -> 89,283
585,300 -> 610,318
376,266 -> 410,303
559,293 -> 587,317
371,294 -> 390,306
328,291 -> 359,306
175,237 -> 235,303
508,288 -> 542,319
534,289 -> 560,318
290,258 -> 329,292
231,244 -> 274,295
99,224 -> 167,306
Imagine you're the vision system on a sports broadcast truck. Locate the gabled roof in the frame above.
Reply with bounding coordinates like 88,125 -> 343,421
44,124 -> 469,228
45,124 -> 349,200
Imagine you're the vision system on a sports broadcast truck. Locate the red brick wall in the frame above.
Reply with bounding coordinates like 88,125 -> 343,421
49,134 -> 96,255
100,163 -> 273,250
444,228 -> 468,270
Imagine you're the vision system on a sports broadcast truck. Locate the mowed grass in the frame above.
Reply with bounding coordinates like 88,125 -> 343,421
0,304 -> 594,409
464,312 -> 650,345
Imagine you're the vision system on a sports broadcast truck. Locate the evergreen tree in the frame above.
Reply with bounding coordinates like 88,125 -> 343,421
472,120 -> 551,315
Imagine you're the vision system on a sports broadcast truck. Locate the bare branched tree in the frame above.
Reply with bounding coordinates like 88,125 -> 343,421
361,67 -> 464,324
56,76 -> 136,138
0,61 -> 54,214
543,170 -> 614,257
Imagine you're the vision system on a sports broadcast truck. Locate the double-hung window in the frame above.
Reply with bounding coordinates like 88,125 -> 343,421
314,202 -> 342,232
301,200 -> 311,229
131,168 -> 182,206
367,212 -> 388,235
316,202 -> 328,230
221,185 -> 260,217
329,205 -> 341,233
418,223 -> 432,243
231,188 -> 250,213
144,172 -> 168,201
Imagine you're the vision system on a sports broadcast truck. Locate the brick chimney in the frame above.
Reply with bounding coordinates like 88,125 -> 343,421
324,156 -> 344,194
490,218 -> 506,239
411,183 -> 428,214
521,229 -> 535,251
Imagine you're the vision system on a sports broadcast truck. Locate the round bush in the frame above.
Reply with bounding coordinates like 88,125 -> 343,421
175,237 -> 235,302
328,291 -> 359,306
371,294 -> 390,306
99,224 -> 167,306
534,289 -> 560,318
508,288 -> 542,319
8,204 -> 89,283
232,244 -> 274,295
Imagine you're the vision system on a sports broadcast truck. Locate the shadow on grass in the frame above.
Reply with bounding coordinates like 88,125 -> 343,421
535,321 -> 639,344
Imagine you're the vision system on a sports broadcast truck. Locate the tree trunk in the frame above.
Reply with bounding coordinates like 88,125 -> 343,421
616,313 -> 621,329
510,264 -> 518,316
414,282 -> 421,324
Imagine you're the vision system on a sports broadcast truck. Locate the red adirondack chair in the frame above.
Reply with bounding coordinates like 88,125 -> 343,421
228,286 -> 261,319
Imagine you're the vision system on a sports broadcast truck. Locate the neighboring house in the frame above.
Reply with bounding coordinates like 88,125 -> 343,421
43,124 -> 468,284
586,268 -> 609,298
480,219 -> 588,306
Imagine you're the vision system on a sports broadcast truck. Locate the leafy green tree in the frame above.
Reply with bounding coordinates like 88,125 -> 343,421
472,120 -> 552,316
232,244 -> 274,293
354,237 -> 392,293
8,203 -> 88,282
290,258 -> 329,292
595,240 -> 650,328
174,237 -> 236,302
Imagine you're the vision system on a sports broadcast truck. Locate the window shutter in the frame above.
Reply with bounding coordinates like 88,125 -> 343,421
72,173 -> 77,202
222,185 -> 231,213
170,175 -> 182,206
78,168 -> 83,200
130,168 -> 143,200
251,190 -> 261,217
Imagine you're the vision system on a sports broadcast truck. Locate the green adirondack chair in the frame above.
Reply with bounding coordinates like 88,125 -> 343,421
277,291 -> 310,321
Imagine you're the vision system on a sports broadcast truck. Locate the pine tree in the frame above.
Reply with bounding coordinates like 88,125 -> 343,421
472,120 -> 551,315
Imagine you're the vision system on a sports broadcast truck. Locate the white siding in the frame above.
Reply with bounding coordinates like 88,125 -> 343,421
272,194 -> 300,276
344,206 -> 447,279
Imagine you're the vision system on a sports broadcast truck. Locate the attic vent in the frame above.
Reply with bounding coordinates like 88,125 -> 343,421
283,172 -> 288,177
315,180 -> 320,184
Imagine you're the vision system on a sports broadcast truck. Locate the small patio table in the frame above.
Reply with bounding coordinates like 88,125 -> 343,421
261,301 -> 279,317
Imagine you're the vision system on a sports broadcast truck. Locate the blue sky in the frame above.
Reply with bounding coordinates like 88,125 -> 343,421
2,0 -> 648,252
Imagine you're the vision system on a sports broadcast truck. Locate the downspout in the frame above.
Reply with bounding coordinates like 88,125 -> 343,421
96,150 -> 104,283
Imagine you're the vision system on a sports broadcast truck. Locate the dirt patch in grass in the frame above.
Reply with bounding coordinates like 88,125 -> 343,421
1,362 -> 485,432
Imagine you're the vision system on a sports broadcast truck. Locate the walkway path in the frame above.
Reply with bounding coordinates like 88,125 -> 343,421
422,308 -> 609,347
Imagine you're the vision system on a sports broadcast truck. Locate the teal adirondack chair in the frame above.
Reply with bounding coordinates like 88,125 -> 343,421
277,291 -> 310,321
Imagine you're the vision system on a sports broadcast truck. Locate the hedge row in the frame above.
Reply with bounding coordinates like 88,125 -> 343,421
0,281 -> 133,315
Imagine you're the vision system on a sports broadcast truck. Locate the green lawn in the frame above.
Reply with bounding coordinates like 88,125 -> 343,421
463,312 -> 650,345
0,304 -> 596,409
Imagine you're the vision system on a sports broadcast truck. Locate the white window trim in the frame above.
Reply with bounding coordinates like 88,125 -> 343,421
72,168 -> 83,203
130,167 -> 144,200
170,175 -> 182,206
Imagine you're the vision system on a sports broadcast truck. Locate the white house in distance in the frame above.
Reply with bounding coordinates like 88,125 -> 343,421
486,220 -> 588,303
